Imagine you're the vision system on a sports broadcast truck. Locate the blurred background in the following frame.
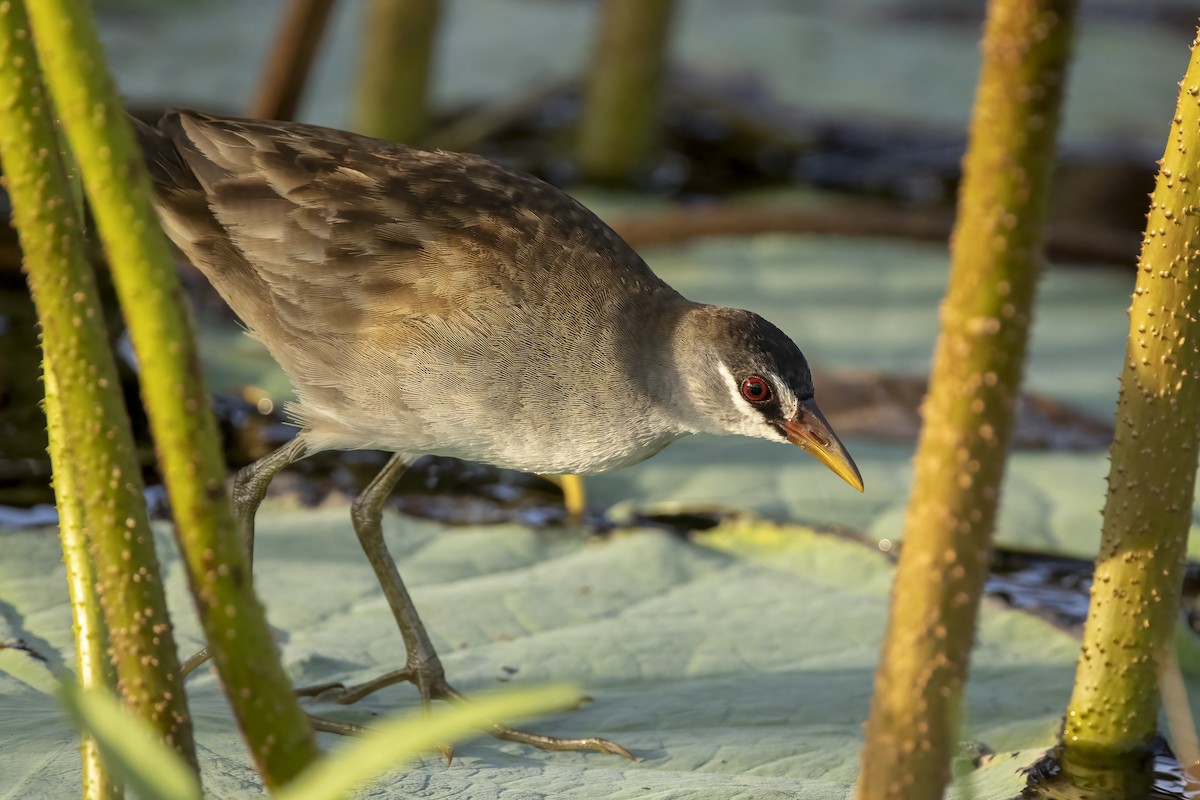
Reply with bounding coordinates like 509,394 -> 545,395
0,0 -> 1194,533
98,0 -> 1187,203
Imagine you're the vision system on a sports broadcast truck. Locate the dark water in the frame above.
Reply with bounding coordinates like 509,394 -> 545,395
1021,737 -> 1199,799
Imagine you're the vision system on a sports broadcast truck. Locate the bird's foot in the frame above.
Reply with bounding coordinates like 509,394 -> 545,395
297,666 -> 635,760
305,713 -> 370,737
296,664 -> 423,705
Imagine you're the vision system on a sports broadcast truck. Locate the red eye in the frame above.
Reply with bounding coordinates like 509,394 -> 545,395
740,376 -> 772,403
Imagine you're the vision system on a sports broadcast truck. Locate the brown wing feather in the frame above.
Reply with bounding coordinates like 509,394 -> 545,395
142,110 -> 667,332
136,110 -> 684,461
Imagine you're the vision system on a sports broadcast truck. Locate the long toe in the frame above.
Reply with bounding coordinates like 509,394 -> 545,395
294,680 -> 351,699
294,666 -> 419,705
490,724 -> 637,759
298,669 -> 634,758
180,647 -> 211,679
295,655 -> 449,705
437,683 -> 636,759
306,714 -> 370,737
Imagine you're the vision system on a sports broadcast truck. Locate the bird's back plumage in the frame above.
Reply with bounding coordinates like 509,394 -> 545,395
135,110 -> 692,471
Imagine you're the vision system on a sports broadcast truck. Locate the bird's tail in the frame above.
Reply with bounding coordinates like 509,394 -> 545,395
128,112 -> 202,196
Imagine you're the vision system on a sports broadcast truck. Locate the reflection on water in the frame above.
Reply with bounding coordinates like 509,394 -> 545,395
1021,737 -> 1198,799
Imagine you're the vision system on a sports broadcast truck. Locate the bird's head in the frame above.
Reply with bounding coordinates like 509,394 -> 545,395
671,306 -> 864,492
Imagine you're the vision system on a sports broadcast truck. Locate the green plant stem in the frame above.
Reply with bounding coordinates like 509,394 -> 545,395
856,1 -> 1076,797
577,0 -> 675,182
22,0 -> 320,787
1062,30 -> 1200,755
45,124 -> 117,800
0,0 -> 196,774
44,360 -> 123,800
353,0 -> 440,143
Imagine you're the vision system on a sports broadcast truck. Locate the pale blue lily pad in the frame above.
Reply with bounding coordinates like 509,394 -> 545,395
5,233 -> 1196,796
2,508 -> 1084,798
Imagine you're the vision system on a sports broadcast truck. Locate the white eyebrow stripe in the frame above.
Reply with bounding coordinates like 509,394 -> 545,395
716,361 -> 744,410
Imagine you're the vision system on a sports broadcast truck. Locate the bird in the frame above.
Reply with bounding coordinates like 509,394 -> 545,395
133,109 -> 864,757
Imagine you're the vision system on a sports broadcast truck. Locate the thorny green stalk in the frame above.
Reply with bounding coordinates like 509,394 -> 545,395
44,361 -> 123,800
23,0 -> 320,787
1063,30 -> 1200,756
0,0 -> 196,772
857,1 -> 1077,797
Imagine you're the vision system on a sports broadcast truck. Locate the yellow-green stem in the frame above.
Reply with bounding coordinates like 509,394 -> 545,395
23,0 -> 320,787
857,1 -> 1076,797
353,0 -> 440,143
0,0 -> 195,772
1063,31 -> 1200,755
44,360 -> 123,800
577,0 -> 675,182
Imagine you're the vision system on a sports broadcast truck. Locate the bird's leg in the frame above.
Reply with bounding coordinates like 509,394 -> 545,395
181,438 -> 308,677
543,474 -> 587,523
232,437 -> 309,559
301,453 -> 636,759
303,453 -> 448,703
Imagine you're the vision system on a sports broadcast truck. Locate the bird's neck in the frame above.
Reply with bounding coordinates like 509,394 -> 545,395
638,301 -> 729,436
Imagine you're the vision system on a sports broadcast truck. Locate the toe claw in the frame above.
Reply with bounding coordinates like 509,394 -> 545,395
597,739 -> 638,761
